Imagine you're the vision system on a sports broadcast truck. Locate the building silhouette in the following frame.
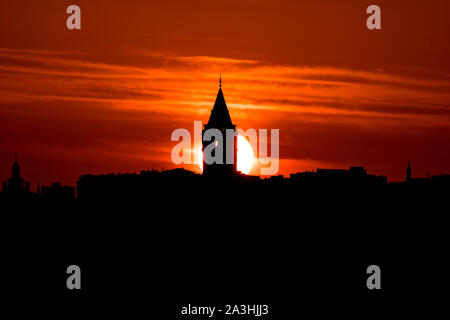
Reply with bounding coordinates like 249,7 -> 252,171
202,75 -> 238,177
2,156 -> 30,194
1,155 -> 75,202
41,183 -> 75,201
0,155 -> 448,203
289,166 -> 387,188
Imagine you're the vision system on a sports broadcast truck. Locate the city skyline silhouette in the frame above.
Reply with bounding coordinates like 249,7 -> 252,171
2,78 -> 449,202
2,77 -> 449,193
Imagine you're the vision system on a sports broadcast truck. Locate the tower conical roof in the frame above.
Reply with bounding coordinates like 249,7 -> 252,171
207,87 -> 233,128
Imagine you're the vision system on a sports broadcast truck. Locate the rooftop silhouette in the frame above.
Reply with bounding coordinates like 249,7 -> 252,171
1,157 -> 449,203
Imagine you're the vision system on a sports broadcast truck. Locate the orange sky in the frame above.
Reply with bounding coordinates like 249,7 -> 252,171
1,0 -> 450,187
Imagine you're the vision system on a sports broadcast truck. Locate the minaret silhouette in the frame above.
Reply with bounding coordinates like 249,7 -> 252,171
406,160 -> 412,182
202,75 -> 237,177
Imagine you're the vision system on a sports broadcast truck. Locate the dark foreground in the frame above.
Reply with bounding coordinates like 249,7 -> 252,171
1,179 -> 448,318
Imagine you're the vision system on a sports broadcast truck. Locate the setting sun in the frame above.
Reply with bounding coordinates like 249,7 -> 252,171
237,135 -> 254,174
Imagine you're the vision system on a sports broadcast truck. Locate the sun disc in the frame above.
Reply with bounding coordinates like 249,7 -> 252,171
237,135 -> 254,174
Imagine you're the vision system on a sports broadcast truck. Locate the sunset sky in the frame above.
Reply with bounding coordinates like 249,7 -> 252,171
1,0 -> 450,187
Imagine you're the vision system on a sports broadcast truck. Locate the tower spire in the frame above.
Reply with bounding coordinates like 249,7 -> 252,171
219,73 -> 222,88
406,159 -> 412,182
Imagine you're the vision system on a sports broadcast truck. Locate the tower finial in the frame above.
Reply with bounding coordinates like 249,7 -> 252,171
219,73 -> 222,88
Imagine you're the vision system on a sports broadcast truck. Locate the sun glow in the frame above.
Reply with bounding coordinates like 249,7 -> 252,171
237,135 -> 254,174
196,135 -> 255,174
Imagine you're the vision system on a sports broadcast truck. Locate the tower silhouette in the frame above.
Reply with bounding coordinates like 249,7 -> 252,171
406,160 -> 412,182
2,154 -> 30,193
202,75 -> 237,177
